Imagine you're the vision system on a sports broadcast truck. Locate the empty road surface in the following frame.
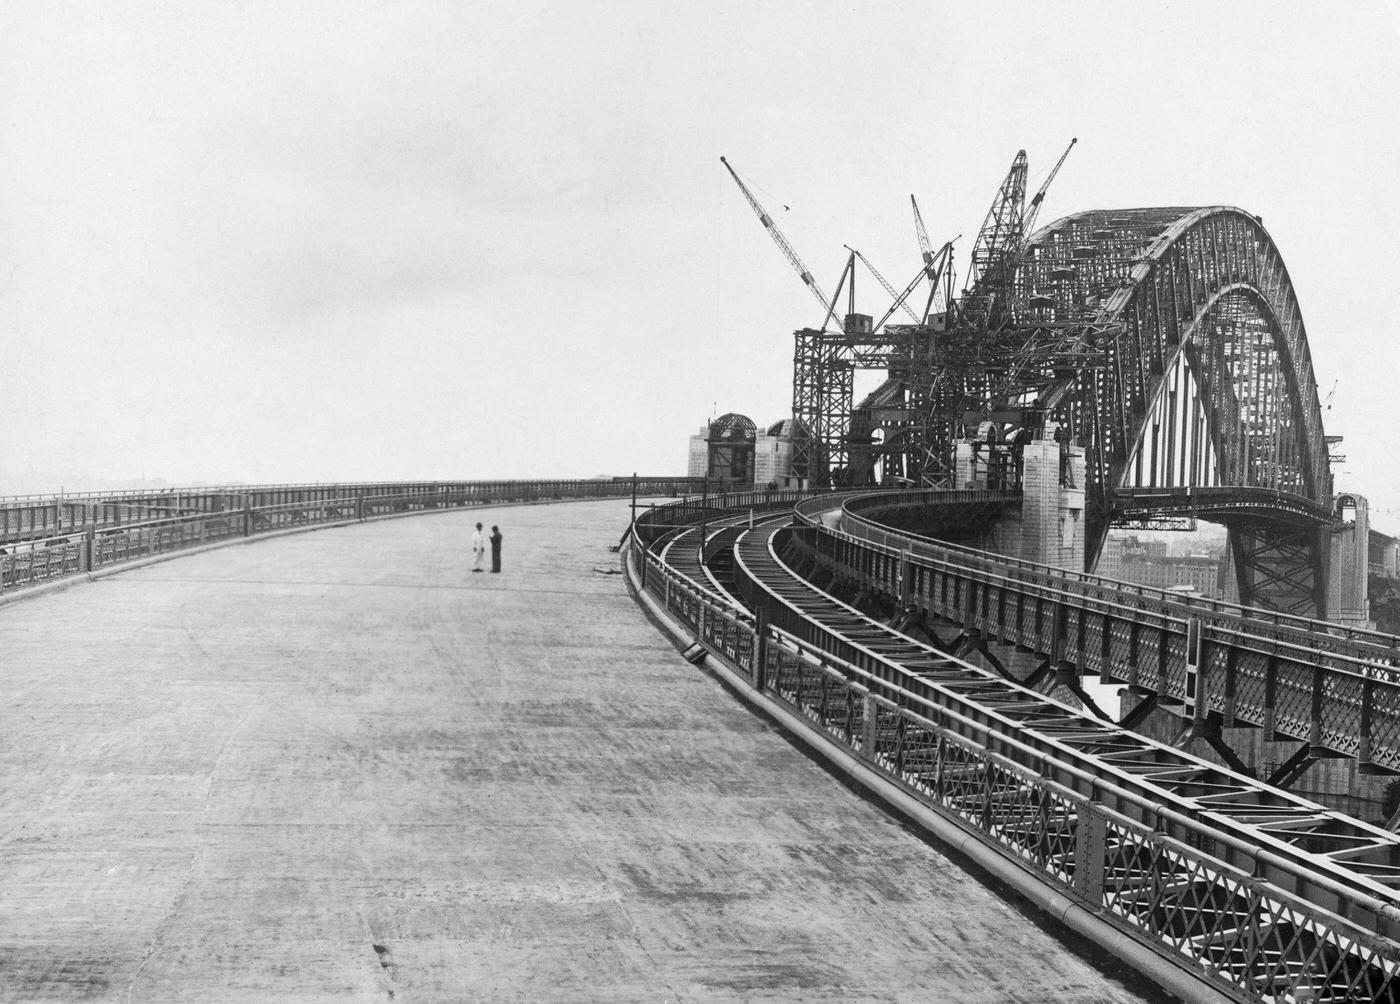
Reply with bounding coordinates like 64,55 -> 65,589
0,499 -> 1158,1002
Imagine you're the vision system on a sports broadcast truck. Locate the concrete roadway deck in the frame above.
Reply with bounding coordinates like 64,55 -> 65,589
1,499 -> 1158,1002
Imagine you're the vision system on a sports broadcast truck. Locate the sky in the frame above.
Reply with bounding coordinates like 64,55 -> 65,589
3,2 -> 1398,519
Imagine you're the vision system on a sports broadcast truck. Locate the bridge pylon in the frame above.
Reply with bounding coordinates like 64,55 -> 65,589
1328,492 -> 1373,628
957,420 -> 1086,571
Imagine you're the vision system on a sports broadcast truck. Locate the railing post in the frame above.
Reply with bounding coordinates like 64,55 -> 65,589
1074,802 -> 1107,905
1183,616 -> 1204,722
752,608 -> 768,690
81,527 -> 94,573
242,497 -> 252,537
1048,601 -> 1066,666
1310,663 -> 1326,749
1360,677 -> 1376,766
861,694 -> 878,758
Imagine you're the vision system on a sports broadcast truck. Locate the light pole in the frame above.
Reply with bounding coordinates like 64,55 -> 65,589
699,419 -> 712,568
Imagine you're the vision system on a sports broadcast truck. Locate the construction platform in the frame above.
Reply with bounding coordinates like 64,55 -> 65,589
0,499 -> 1156,1001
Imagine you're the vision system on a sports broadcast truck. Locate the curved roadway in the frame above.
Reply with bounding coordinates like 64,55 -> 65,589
1,499 -> 1156,1002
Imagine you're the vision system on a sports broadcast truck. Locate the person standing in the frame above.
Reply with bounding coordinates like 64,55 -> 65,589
490,525 -> 503,573
471,522 -> 485,572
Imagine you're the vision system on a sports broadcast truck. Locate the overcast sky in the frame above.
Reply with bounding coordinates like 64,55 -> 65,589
3,2 -> 1398,517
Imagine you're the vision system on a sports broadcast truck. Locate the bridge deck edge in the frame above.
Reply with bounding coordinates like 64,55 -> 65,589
621,542 -> 1220,1004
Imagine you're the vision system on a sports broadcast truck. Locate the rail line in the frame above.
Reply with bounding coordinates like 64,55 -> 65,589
629,489 -> 1400,1002
795,490 -> 1400,777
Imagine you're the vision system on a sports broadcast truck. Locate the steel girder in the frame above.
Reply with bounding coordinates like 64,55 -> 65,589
1024,208 -> 1330,507
1228,520 -> 1328,618
791,327 -> 851,483
1015,208 -> 1333,610
785,206 -> 1335,608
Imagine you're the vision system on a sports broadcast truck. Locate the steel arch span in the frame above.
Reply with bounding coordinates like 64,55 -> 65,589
1019,207 -> 1334,614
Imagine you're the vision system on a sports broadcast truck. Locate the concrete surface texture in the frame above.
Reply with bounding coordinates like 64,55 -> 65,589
0,499 -> 1155,1002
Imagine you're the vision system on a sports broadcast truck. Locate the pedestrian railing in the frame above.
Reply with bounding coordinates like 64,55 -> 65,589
0,478 -> 691,595
799,490 -> 1400,773
626,493 -> 1400,1002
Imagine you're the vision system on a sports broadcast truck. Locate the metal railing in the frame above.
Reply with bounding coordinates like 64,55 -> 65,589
832,490 -> 1400,652
1,478 -> 692,595
0,477 -> 703,546
626,493 -> 1400,1001
797,490 -> 1400,772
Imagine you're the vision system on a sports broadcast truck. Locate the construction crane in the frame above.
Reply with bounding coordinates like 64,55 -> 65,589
1021,137 -> 1078,244
721,156 -> 843,331
910,196 -> 958,319
911,194 -> 936,273
966,150 -> 1028,296
845,246 -> 921,323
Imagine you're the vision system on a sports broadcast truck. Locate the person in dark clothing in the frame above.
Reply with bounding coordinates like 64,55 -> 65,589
490,525 -> 503,572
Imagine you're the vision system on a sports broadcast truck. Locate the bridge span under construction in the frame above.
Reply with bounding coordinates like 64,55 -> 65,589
0,492 -> 1159,1002
9,475 -> 1400,998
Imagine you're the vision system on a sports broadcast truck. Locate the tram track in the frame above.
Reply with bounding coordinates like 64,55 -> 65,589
731,520 -> 1400,898
632,491 -> 1400,1001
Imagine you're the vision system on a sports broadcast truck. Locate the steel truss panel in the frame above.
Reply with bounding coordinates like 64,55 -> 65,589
1018,208 -> 1332,599
805,206 -> 1337,609
812,489 -> 1400,774
634,491 -> 1400,1000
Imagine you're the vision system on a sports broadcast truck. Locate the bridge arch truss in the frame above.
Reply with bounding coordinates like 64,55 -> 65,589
1019,207 -> 1335,613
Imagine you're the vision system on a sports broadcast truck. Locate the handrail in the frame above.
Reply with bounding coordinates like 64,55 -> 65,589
789,489 -> 1400,770
623,495 -> 1400,1000
0,476 -> 707,505
831,488 -> 1400,654
1,478 -> 689,595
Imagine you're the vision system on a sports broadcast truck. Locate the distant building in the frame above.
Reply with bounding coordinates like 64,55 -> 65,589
1095,533 -> 1227,597
1370,528 -> 1400,633
687,414 -> 809,489
1118,549 -> 1225,597
686,413 -> 757,484
755,419 -> 806,489
1095,536 -> 1124,580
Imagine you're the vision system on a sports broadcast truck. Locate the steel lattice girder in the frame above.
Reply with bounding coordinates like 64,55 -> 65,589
1228,520 -> 1328,617
788,206 -> 1336,610
1019,207 -> 1331,534
791,327 -> 853,483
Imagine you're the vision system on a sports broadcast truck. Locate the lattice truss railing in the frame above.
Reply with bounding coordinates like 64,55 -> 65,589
818,490 -> 1400,774
746,563 -> 1400,999
771,650 -> 1400,1002
628,494 -> 1400,1001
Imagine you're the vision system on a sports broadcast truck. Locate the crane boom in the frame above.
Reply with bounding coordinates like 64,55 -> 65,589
911,194 -> 935,270
1022,137 -> 1077,243
967,150 -> 1028,294
926,239 -> 955,316
873,261 -> 941,332
846,246 -> 921,323
721,156 -> 838,327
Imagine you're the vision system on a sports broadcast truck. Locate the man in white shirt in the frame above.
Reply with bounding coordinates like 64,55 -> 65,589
472,522 -> 485,572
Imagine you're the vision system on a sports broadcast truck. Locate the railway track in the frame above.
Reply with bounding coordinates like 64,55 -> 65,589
633,493 -> 1400,1001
